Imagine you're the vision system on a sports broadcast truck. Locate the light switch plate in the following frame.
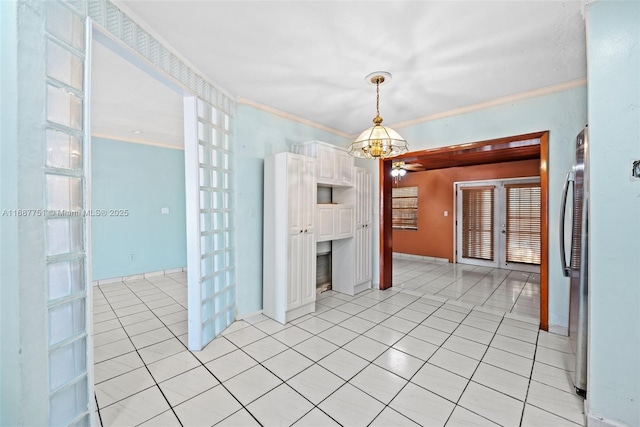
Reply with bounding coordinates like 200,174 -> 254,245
161,207 -> 170,214
631,159 -> 640,180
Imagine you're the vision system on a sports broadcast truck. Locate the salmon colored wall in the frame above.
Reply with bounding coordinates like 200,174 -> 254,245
392,159 -> 541,262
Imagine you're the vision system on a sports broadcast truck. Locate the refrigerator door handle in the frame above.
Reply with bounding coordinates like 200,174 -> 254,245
560,171 -> 574,277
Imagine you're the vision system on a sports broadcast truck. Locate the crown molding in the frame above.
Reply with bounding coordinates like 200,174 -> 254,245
391,78 -> 588,130
237,97 -> 352,139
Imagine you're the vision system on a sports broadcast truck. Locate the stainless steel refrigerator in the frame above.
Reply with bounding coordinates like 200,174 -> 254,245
560,127 -> 589,397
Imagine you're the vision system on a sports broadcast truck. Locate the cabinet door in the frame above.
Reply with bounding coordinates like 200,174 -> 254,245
363,227 -> 372,282
301,231 -> 316,306
301,157 -> 316,233
288,155 -> 303,235
287,233 -> 303,309
355,227 -> 365,284
337,152 -> 354,186
361,169 -> 372,225
316,146 -> 336,184
336,205 -> 354,239
316,205 -> 336,242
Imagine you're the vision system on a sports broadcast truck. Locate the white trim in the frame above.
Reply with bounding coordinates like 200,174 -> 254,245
586,406 -> 628,427
392,252 -> 449,263
391,78 -> 588,130
91,133 -> 184,150
92,267 -> 188,286
238,97 -> 352,138
236,310 -> 264,321
548,324 -> 569,336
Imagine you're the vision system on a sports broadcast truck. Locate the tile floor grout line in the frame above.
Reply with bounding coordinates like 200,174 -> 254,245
96,279 -> 188,426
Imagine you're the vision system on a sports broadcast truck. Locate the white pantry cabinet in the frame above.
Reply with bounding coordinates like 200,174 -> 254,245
296,140 -> 354,187
316,204 -> 354,242
333,167 -> 373,295
263,152 -> 317,324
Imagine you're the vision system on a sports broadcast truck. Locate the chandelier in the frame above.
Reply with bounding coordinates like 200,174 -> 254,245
348,72 -> 408,159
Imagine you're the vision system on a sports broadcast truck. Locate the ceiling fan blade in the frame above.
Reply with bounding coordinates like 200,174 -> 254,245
403,163 -> 426,171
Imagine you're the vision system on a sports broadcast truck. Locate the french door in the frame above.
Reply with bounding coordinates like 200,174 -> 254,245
456,178 -> 541,272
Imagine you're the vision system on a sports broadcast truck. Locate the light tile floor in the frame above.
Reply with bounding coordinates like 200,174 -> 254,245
393,258 -> 541,320
93,261 -> 585,426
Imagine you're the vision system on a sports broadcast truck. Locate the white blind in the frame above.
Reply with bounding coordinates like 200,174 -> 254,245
506,183 -> 541,265
461,186 -> 494,260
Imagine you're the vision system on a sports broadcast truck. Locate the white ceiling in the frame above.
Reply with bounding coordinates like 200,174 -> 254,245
92,1 -> 587,146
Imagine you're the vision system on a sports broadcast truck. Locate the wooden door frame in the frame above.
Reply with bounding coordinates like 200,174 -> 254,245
379,131 -> 550,330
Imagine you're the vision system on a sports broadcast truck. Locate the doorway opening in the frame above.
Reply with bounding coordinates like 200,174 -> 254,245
380,131 -> 550,330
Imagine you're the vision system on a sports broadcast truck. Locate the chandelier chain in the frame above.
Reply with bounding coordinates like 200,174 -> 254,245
376,79 -> 380,117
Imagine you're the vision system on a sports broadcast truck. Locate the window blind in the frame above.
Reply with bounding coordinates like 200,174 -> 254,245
461,186 -> 494,260
392,187 -> 418,230
505,183 -> 541,265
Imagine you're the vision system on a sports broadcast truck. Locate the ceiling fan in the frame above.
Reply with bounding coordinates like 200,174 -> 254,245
391,161 -> 425,183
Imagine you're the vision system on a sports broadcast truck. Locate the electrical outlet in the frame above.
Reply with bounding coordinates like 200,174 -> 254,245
444,211 -> 449,217
161,207 -> 170,214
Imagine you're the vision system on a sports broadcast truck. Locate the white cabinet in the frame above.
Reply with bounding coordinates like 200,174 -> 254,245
296,140 -> 354,187
316,204 -> 354,242
263,152 -> 316,324
332,167 -> 373,295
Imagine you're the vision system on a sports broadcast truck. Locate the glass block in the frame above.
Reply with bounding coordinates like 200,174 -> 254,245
49,337 -> 86,390
198,144 -> 211,165
202,320 -> 214,344
201,277 -> 214,299
105,2 -> 121,37
199,168 -> 212,188
213,232 -> 223,251
223,153 -> 231,170
49,298 -> 85,346
224,134 -> 231,151
149,37 -> 159,66
225,212 -> 233,229
46,129 -> 82,170
201,256 -> 213,277
49,375 -> 88,426
214,273 -> 225,294
210,108 -> 219,126
47,84 -> 83,130
224,114 -> 230,131
48,258 -> 84,301
226,287 -> 236,306
212,212 -> 224,229
211,129 -> 219,147
223,173 -> 230,190
46,218 -> 84,256
214,252 -> 224,271
197,99 -> 207,120
225,231 -> 232,248
214,293 -> 225,312
201,299 -> 213,321
197,121 -> 208,143
201,234 -> 213,255
226,270 -> 235,287
200,212 -> 212,233
225,250 -> 234,269
199,191 -> 212,211
46,2 -> 84,50
159,46 -> 169,73
136,30 -> 147,56
46,174 -> 82,211
121,15 -> 135,48
47,40 -> 83,91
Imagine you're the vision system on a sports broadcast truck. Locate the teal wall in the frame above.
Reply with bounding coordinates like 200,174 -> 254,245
396,85 -> 587,330
234,105 -> 349,317
586,1 -> 640,425
91,137 -> 187,280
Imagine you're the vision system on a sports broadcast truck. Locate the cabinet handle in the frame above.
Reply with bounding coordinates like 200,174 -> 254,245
300,230 -> 303,233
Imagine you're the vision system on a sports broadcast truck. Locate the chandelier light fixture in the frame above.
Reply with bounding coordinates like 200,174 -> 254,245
349,71 -> 408,159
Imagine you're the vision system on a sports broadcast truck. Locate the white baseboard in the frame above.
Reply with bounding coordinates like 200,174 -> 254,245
237,310 -> 264,321
549,324 -> 569,336
586,402 -> 629,427
392,252 -> 449,263
93,266 -> 187,286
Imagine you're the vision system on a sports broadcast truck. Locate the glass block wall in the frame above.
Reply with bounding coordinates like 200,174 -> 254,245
45,1 -> 91,425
